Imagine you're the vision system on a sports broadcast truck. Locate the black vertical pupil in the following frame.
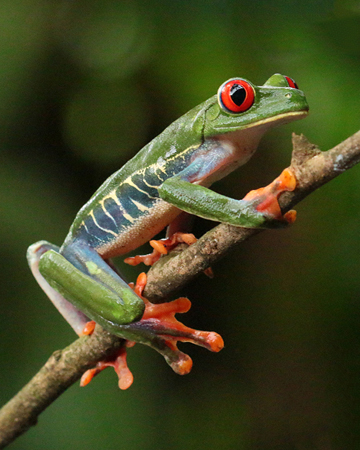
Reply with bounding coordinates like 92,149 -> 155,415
230,84 -> 246,106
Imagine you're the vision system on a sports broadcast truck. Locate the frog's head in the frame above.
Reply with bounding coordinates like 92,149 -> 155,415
203,74 -> 309,138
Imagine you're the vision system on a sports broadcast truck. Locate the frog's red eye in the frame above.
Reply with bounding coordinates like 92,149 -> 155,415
218,79 -> 255,114
285,76 -> 299,89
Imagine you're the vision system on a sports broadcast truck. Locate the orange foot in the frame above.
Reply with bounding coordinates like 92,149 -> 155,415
243,168 -> 297,224
80,342 -> 135,390
124,232 -> 197,266
124,232 -> 213,277
135,273 -> 223,374
80,321 -> 135,390
80,273 -> 224,389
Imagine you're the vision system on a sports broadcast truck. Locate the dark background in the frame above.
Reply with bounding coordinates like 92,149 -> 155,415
1,1 -> 360,449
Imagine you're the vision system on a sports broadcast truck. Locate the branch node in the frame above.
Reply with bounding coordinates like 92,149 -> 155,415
291,133 -> 321,168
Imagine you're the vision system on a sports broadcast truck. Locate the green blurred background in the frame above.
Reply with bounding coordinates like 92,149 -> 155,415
1,0 -> 360,448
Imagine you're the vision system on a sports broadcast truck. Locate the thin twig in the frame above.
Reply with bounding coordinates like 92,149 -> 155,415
1,131 -> 360,448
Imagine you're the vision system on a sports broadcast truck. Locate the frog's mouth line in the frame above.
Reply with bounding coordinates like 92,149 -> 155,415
214,109 -> 309,132
246,109 -> 309,128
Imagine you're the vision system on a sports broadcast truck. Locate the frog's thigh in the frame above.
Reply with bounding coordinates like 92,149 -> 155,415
38,241 -> 145,328
27,241 -> 89,335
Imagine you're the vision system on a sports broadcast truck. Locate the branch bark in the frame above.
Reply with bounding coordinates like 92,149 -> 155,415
1,131 -> 360,448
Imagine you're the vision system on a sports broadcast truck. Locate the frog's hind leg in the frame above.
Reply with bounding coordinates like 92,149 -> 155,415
38,240 -> 145,331
27,241 -> 89,336
81,272 -> 224,390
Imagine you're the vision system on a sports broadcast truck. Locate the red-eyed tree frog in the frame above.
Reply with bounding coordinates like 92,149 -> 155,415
27,74 -> 308,389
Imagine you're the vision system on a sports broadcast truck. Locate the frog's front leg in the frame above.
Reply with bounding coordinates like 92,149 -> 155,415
158,142 -> 297,228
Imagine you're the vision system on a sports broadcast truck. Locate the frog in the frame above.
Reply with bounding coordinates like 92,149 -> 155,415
27,73 -> 308,389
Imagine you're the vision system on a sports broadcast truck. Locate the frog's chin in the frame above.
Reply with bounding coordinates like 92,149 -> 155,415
215,109 -> 309,167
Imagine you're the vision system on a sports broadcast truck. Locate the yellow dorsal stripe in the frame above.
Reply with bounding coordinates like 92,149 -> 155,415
130,199 -> 151,212
89,211 -> 118,236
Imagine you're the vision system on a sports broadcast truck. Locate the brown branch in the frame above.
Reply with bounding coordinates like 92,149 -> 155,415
0,327 -> 125,448
1,131 -> 360,448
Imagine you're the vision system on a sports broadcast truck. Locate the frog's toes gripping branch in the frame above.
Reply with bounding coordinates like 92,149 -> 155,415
124,232 -> 214,277
124,232 -> 197,267
243,168 -> 297,225
81,273 -> 224,389
80,343 -> 134,390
